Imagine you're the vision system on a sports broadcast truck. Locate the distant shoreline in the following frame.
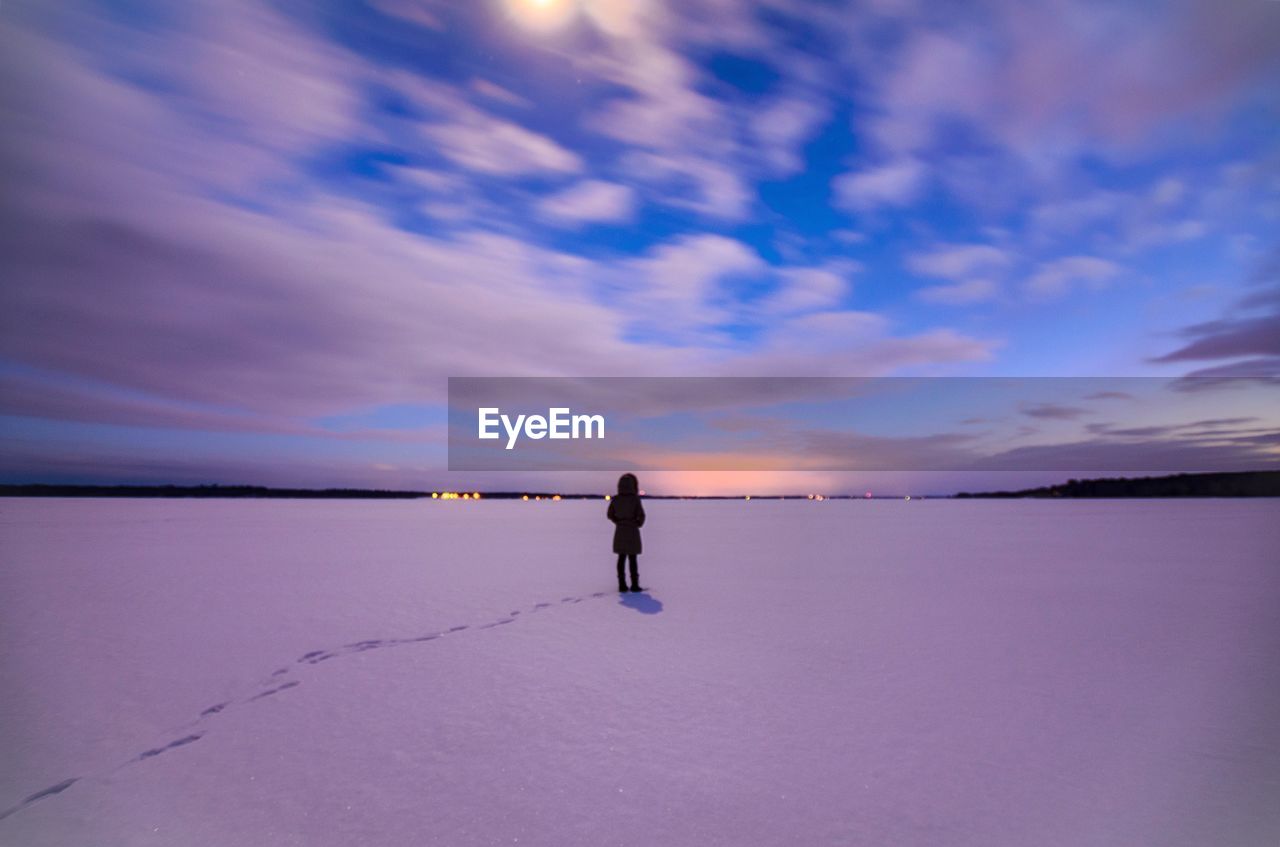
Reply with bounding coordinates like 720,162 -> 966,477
0,484 -> 908,501
1,471 -> 1277,499
954,471 -> 1279,499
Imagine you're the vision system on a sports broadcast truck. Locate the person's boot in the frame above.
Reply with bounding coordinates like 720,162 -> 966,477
619,582 -> 629,593
630,585 -> 642,592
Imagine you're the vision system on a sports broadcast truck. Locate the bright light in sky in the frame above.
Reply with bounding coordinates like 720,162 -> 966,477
504,0 -> 576,33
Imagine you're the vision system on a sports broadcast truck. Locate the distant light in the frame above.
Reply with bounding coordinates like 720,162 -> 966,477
604,494 -> 611,501
504,0 -> 574,33
473,492 -> 481,500
905,495 -> 911,501
744,495 -> 750,501
639,490 -> 645,496
431,492 -> 438,499
864,491 -> 872,499
552,494 -> 562,501
522,495 -> 529,501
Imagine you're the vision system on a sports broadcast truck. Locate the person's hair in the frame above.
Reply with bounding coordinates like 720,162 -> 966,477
617,473 -> 639,495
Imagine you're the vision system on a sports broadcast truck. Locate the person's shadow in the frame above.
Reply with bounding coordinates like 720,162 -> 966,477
619,592 -> 663,615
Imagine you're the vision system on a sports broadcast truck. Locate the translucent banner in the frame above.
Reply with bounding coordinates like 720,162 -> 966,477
447,377 -> 1280,471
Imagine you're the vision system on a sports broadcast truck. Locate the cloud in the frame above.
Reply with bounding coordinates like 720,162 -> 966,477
915,278 -> 999,305
738,318 -> 997,376
1086,417 -> 1265,439
384,161 -> 497,225
538,180 -> 636,225
969,431 -> 1280,472
907,243 -> 1011,279
1029,191 -> 1128,238
862,30 -> 994,157
618,234 -> 766,337
751,92 -> 830,176
581,5 -> 742,177
0,196 -> 665,416
907,244 -> 1008,304
164,0 -> 367,153
566,3 -> 837,219
857,1 -> 1280,163
828,0 -> 1280,234
1025,256 -> 1121,299
369,0 -> 445,31
0,14 -> 654,416
1150,177 -> 1185,208
0,21 -> 993,429
1021,403 -> 1089,420
831,229 -> 867,245
385,164 -> 469,198
421,111 -> 582,176
833,158 -> 925,211
622,150 -> 752,219
1154,314 -> 1280,364
0,0 -> 365,207
0,0 -> 1010,479
1153,256 -> 1280,376
1168,359 -> 1280,390
390,73 -> 582,176
589,70 -> 729,155
0,371 -> 307,435
468,78 -> 531,109
1027,176 -> 1211,254
759,263 -> 857,314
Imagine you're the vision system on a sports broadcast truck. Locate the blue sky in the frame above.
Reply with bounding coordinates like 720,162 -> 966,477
0,0 -> 1277,492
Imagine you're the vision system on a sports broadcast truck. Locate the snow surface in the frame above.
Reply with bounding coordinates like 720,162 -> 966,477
1,497 -> 1278,846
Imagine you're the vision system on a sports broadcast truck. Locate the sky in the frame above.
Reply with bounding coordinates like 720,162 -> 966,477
0,0 -> 1278,494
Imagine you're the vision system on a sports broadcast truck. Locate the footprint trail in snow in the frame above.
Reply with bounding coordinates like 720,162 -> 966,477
0,589 -> 617,824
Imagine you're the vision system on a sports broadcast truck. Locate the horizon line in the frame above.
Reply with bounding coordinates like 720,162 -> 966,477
3,471 -> 1278,500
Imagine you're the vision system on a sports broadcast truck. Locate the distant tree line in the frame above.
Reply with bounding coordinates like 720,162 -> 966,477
8,472 -> 1276,499
955,471 -> 1280,499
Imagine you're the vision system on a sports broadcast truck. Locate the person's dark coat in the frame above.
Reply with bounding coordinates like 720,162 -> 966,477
607,473 -> 645,555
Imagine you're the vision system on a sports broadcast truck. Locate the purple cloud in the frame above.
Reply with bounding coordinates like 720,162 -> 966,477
1153,314 -> 1280,363
1021,403 -> 1090,421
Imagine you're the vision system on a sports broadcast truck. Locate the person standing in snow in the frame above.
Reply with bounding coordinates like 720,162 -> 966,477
608,473 -> 645,593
